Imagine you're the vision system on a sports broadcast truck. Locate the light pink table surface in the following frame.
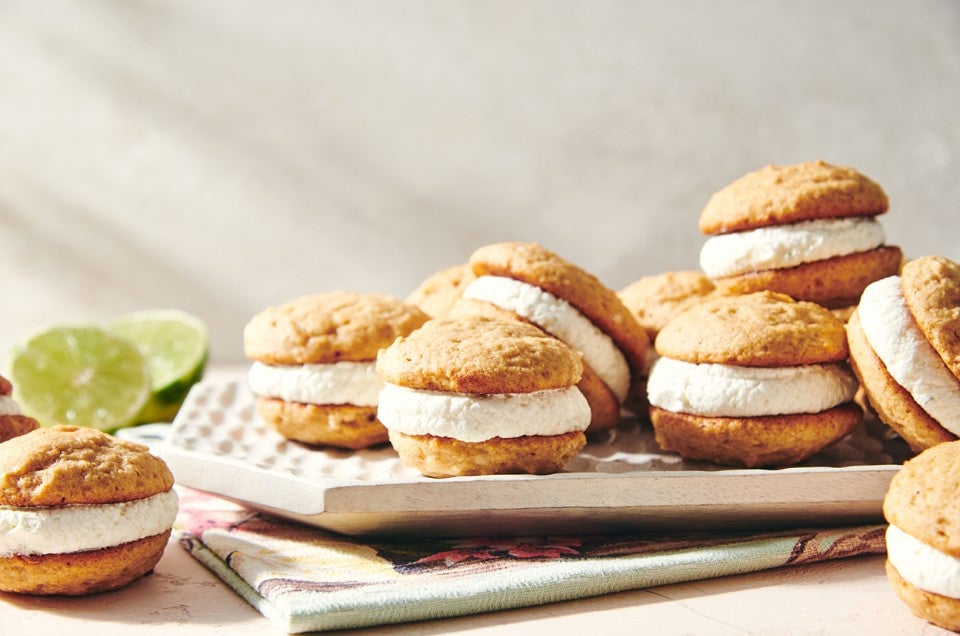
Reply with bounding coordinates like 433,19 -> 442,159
0,546 -> 945,635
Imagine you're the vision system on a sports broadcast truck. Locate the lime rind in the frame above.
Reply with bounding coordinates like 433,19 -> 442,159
104,309 -> 209,424
153,352 -> 207,405
104,309 -> 209,394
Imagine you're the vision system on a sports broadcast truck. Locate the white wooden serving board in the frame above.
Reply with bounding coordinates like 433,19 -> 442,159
150,379 -> 911,538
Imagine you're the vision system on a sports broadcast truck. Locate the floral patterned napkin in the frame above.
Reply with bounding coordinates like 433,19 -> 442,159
176,487 -> 886,633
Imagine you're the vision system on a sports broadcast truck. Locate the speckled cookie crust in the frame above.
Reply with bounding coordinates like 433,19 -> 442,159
575,364 -> 621,431
388,430 -> 586,478
255,397 -> 387,449
376,316 -> 583,395
654,291 -> 849,367
618,270 -> 722,341
901,256 -> 960,380
243,292 -> 430,365
846,310 -> 956,452
0,531 -> 170,595
883,440 -> 960,557
468,242 -> 649,378
406,264 -> 476,319
649,403 -> 862,468
699,160 -> 889,235
0,425 -> 174,507
711,245 -> 903,309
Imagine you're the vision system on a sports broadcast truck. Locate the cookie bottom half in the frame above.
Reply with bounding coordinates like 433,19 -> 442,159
256,397 -> 387,449
389,430 -> 586,478
886,559 -> 960,632
649,402 -> 862,468
577,364 -> 622,433
0,530 -> 170,596
712,245 -> 902,309
846,311 -> 956,452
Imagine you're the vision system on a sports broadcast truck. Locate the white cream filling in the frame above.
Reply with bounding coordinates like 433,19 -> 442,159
0,489 -> 178,557
859,276 -> 960,435
0,396 -> 22,417
377,383 -> 591,442
699,217 -> 886,278
646,357 -> 857,417
462,275 -> 631,402
248,360 -> 382,407
887,524 -> 960,599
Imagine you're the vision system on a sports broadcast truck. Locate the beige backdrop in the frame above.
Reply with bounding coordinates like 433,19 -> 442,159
1,1 -> 958,364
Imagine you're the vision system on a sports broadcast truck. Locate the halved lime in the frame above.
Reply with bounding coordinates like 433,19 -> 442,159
104,309 -> 208,422
9,326 -> 151,431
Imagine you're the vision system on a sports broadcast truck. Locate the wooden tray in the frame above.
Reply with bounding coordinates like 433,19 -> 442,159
152,379 -> 911,538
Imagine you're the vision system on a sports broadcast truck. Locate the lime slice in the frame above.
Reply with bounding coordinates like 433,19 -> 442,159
104,309 -> 208,422
9,326 -> 151,431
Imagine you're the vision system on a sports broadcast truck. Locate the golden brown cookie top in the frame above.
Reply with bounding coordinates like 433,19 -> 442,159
243,292 -> 430,365
618,270 -> 722,340
376,316 -> 583,395
884,440 -> 960,556
901,256 -> 960,381
0,375 -> 11,397
655,291 -> 849,366
468,242 -> 649,376
406,264 -> 476,318
0,425 -> 174,507
699,160 -> 889,235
